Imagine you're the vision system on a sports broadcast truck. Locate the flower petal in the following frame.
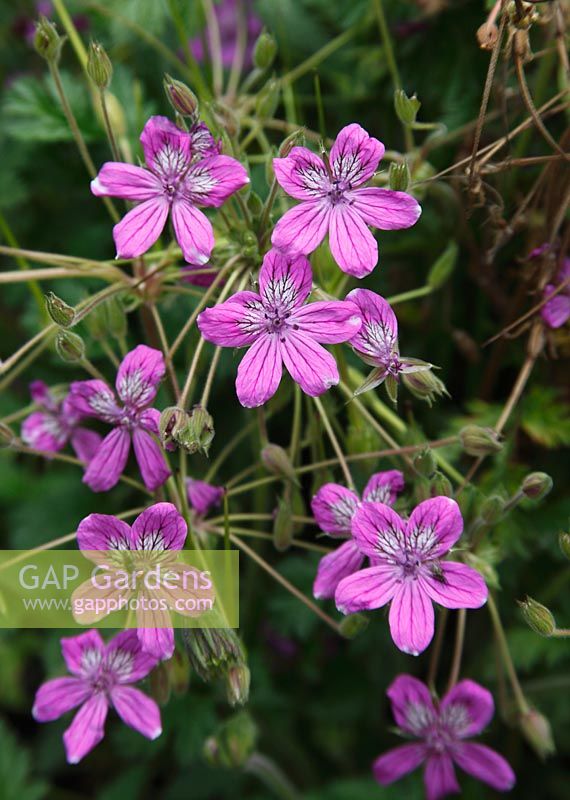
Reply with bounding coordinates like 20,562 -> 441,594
291,300 -> 362,343
171,200 -> 214,265
33,677 -> 91,721
198,291 -> 265,347
235,335 -> 283,408
83,427 -> 131,493
258,249 -> 313,311
313,540 -> 365,599
351,501 -> 407,560
453,743 -> 515,793
184,154 -> 249,208
186,478 -> 225,516
70,428 -> 102,463
280,331 -> 339,396
389,581 -> 435,655
67,380 -> 120,422
311,483 -> 360,536
136,616 -> 175,661
373,743 -> 426,786
132,428 -> 171,491
116,345 -> 165,409
421,562 -> 487,610
335,564 -> 399,614
541,289 -> 570,329
273,146 -> 329,200
424,754 -> 461,800
349,187 -> 421,230
21,411 -> 67,452
110,686 -> 162,740
63,693 -> 108,764
91,162 -> 162,201
130,502 -> 187,551
330,124 -> 384,186
407,497 -> 464,558
105,629 -> 159,683
363,470 -> 405,505
29,380 -> 53,407
271,201 -> 330,255
345,288 -> 398,364
140,115 -> 191,174
113,197 -> 169,259
329,204 -> 378,278
440,680 -> 494,738
77,514 -> 132,552
60,631 -> 105,680
386,674 -> 436,735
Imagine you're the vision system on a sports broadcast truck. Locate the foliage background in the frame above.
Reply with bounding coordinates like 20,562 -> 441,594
0,0 -> 569,798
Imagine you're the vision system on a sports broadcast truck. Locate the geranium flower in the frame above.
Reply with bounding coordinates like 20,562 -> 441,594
541,258 -> 570,329
311,470 -> 404,599
33,630 -> 161,764
186,477 -> 225,517
373,674 -> 515,799
271,124 -> 421,277
335,497 -> 488,655
197,249 -> 362,407
67,345 -> 170,492
21,380 -> 101,462
91,115 -> 248,264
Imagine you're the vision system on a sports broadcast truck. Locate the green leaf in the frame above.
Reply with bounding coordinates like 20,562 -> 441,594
0,719 -> 47,800
427,241 -> 458,289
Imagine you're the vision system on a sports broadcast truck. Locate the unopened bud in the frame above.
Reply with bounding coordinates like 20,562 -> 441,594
203,711 -> 257,768
45,292 -> 75,327
0,422 -> 16,449
476,22 -> 499,51
180,405 -> 215,456
521,472 -> 553,501
247,191 -> 264,218
163,73 -> 198,118
427,241 -> 458,289
402,370 -> 448,406
34,16 -> 64,63
256,78 -> 280,119
182,626 -> 245,684
559,532 -> 570,561
261,443 -> 299,486
518,596 -> 556,637
389,161 -> 410,192
209,101 -> 240,138
87,41 -> 113,89
278,129 -> 304,157
159,406 -> 188,448
55,329 -> 85,362
459,425 -> 503,457
253,30 -> 277,70
225,663 -> 251,707
414,448 -> 436,477
480,494 -> 505,525
394,89 -> 421,125
429,472 -> 452,497
149,661 -> 171,706
273,497 -> 293,552
339,613 -> 369,639
519,708 -> 555,760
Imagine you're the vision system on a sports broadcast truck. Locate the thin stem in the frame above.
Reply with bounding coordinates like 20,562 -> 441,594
166,0 -> 210,99
487,593 -> 530,715
179,337 -> 205,409
98,89 -> 122,162
427,608 -> 449,693
226,0 -> 248,100
386,285 -> 433,305
99,339 -> 120,368
200,346 -> 222,407
279,26 -> 359,87
53,0 -> 88,67
313,396 -> 354,489
79,357 -> 107,382
150,303 -> 180,400
0,211 -> 45,316
446,609 -> 466,692
201,0 -> 224,96
209,525 -> 330,554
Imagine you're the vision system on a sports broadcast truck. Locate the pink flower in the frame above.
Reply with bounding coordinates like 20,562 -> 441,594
91,115 -> 248,264
271,124 -> 421,277
33,630 -> 161,764
541,258 -> 570,329
346,289 -> 432,393
189,0 -> 262,68
197,249 -> 362,407
21,381 -> 101,462
311,470 -> 404,599
335,497 -> 488,655
186,477 -> 225,517
67,345 -> 171,492
374,674 -> 515,800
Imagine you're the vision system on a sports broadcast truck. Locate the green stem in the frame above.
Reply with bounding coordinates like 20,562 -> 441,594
0,211 -> 46,318
280,26 -> 359,87
313,396 -> 354,489
386,285 -> 433,305
98,89 -> 122,162
487,593 -> 530,715
446,609 -> 466,692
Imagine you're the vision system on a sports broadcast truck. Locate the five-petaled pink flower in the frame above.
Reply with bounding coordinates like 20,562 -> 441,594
346,289 -> 432,394
197,248 -> 362,407
541,258 -> 570,329
335,497 -> 488,655
186,477 -> 225,517
91,115 -> 248,264
311,470 -> 404,600
374,674 -> 515,800
271,124 -> 421,277
33,629 -> 161,764
67,345 -> 170,492
21,380 -> 101,462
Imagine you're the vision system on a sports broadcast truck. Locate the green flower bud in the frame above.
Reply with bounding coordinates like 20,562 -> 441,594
519,708 -> 556,760
175,405 -> 215,456
521,472 -> 553,501
339,613 -> 369,639
253,30 -> 277,70
163,73 -> 198,118
256,78 -> 280,119
261,443 -> 299,486
159,406 -> 188,449
182,626 -> 245,684
429,472 -> 453,498
225,663 -> 251,707
204,711 -> 257,768
414,448 -> 437,478
45,292 -> 75,327
87,41 -> 113,90
389,161 -> 410,192
149,661 -> 171,706
247,191 -> 264,218
34,16 -> 65,64
272,496 -> 293,552
558,532 -> 570,561
402,370 -> 448,406
518,596 -> 556,637
479,494 -> 505,525
55,329 -> 85,363
427,241 -> 458,289
394,89 -> 421,125
278,129 -> 304,158
459,425 -> 503,457
0,422 -> 16,449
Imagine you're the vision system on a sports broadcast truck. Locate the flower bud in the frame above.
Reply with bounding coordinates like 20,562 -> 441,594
55,329 -> 85,363
339,613 -> 369,639
87,41 -> 113,89
163,73 -> 198,118
0,422 -> 16,449
429,472 -> 453,497
388,161 -> 410,192
459,425 -> 503,457
225,663 -> 251,707
476,22 -> 499,51
394,89 -> 421,125
247,191 -> 264,218
479,494 -> 505,525
402,370 -> 448,406
182,626 -> 245,684
278,129 -> 304,158
209,101 -> 240,138
521,472 -> 553,501
178,405 -> 215,456
253,30 -> 277,70
414,448 -> 437,478
261,443 -> 299,486
558,532 -> 570,561
34,16 -> 65,64
272,497 -> 293,552
427,241 -> 458,289
204,711 -> 257,768
519,708 -> 555,760
149,662 -> 171,706
518,596 -> 556,637
45,292 -> 75,327
159,406 -> 188,449
256,78 -> 281,120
